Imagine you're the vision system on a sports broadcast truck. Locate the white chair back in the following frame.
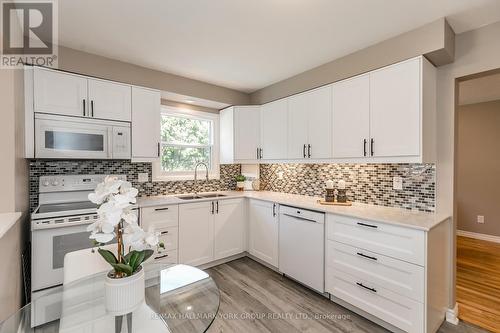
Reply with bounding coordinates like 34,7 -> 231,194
63,244 -> 117,284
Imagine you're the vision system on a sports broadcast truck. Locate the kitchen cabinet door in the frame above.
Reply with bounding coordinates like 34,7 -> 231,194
88,79 -> 132,122
234,106 -> 261,160
131,87 -> 160,159
370,58 -> 420,157
33,67 -> 88,117
332,74 -> 370,158
214,199 -> 245,260
261,99 -> 288,160
248,199 -> 278,267
287,93 -> 309,159
306,85 -> 333,159
179,202 -> 214,266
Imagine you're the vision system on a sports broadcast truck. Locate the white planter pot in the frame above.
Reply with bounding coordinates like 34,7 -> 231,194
236,181 -> 245,190
105,266 -> 145,316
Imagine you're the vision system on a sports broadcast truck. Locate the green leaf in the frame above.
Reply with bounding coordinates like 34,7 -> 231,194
132,251 -> 146,272
111,263 -> 133,276
142,249 -> 154,263
123,251 -> 134,265
98,249 -> 117,265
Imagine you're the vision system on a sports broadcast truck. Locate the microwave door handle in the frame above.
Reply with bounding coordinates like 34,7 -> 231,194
108,128 -> 113,159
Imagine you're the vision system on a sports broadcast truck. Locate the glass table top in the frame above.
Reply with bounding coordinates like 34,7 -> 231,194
0,263 -> 220,333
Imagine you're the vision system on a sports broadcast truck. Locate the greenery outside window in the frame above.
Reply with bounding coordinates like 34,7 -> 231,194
153,106 -> 219,181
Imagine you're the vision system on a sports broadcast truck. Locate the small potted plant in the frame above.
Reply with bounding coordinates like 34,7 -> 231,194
235,175 -> 246,191
87,176 -> 163,315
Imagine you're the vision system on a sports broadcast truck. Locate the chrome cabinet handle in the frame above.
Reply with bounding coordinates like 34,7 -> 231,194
272,203 -> 276,217
363,139 -> 367,157
370,138 -> 374,156
356,282 -> 377,293
216,201 -> 219,214
211,201 -> 214,214
91,100 -> 94,117
260,148 -> 263,159
307,144 -> 311,158
154,207 -> 169,211
160,231 -> 169,235
257,148 -> 260,159
155,254 -> 169,260
157,143 -> 160,157
303,144 -> 306,158
82,99 -> 86,116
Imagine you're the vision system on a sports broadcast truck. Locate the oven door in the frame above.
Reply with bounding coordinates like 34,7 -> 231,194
31,219 -> 95,292
35,115 -> 111,159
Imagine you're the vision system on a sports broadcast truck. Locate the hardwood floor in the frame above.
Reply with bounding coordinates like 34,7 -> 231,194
457,235 -> 500,332
206,257 -> 487,333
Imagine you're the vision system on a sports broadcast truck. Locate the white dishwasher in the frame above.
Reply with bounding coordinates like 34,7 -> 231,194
279,205 -> 325,293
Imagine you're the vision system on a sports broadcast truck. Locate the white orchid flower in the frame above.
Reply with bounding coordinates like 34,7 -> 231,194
123,226 -> 159,252
121,209 -> 137,225
87,218 -> 115,244
88,176 -> 124,204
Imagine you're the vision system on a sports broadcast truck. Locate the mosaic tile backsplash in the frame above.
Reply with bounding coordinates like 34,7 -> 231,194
29,160 -> 241,212
260,163 -> 435,212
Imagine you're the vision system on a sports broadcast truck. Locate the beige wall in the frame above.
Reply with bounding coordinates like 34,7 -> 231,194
456,100 -> 500,237
57,46 -> 250,106
250,18 -> 454,104
436,20 -> 500,307
0,68 -> 28,321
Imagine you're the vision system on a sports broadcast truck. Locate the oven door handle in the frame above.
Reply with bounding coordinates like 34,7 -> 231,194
31,219 -> 96,230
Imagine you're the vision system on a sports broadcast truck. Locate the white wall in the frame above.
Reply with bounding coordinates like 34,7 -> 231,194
436,20 -> 500,306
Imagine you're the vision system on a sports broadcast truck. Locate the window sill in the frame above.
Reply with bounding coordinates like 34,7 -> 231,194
152,173 -> 220,182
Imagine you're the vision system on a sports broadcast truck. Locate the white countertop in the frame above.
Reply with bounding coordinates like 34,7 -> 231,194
137,191 -> 449,231
0,212 -> 22,239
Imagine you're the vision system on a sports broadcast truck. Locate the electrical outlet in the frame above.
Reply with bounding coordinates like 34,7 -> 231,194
393,176 -> 403,190
477,215 -> 485,224
138,172 -> 149,183
277,171 -> 284,180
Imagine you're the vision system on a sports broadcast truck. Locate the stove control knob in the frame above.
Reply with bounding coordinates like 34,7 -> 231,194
52,180 -> 59,186
42,180 -> 50,187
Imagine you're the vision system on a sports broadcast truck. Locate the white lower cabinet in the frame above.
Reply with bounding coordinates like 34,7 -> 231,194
248,199 -> 279,267
179,201 -> 215,266
179,199 -> 246,266
141,204 -> 179,264
214,199 -> 245,260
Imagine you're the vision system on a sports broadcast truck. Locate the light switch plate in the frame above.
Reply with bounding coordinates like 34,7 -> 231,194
138,172 -> 149,183
477,215 -> 485,224
393,176 -> 403,190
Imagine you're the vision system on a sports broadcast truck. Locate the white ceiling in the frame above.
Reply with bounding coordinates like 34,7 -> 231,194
57,0 -> 500,93
459,72 -> 500,106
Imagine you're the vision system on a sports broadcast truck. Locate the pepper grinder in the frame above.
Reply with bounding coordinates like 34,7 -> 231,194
337,180 -> 347,203
325,180 -> 335,202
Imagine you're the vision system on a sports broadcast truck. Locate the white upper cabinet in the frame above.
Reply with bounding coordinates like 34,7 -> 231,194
306,86 -> 333,159
131,87 -> 160,160
288,85 -> 332,159
261,99 -> 288,160
369,57 -> 421,158
219,106 -> 261,163
88,79 -> 132,122
32,67 -> 132,122
34,67 -> 88,117
332,74 -> 370,159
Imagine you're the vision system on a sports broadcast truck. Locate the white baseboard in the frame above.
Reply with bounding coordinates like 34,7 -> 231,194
457,230 -> 500,244
446,303 -> 459,325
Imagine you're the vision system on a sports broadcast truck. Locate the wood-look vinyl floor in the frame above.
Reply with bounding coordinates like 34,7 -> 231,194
457,235 -> 500,333
206,257 -> 487,333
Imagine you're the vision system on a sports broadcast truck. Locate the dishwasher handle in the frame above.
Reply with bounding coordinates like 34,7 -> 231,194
281,213 -> 320,224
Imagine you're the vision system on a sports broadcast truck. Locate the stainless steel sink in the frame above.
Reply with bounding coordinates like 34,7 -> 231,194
199,193 -> 227,198
176,195 -> 204,200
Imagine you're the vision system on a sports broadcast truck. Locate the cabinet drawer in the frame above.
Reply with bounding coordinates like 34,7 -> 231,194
327,214 -> 425,265
151,250 -> 178,264
327,269 -> 423,333
141,205 -> 179,229
157,226 -> 178,252
327,241 -> 424,302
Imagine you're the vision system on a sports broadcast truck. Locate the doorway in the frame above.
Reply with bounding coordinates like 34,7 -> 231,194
455,69 -> 500,332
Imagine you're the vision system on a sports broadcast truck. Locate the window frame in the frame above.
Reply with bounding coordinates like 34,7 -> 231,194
152,106 -> 220,182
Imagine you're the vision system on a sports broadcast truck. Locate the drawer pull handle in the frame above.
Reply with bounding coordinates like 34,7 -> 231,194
160,231 -> 169,235
357,252 -> 377,261
154,207 -> 169,211
356,282 -> 377,293
357,222 -> 378,229
155,254 -> 169,260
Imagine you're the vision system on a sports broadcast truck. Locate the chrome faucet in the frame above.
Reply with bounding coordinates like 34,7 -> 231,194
194,162 -> 209,196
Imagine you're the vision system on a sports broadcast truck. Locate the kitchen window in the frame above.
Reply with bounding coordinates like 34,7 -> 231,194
153,106 -> 219,181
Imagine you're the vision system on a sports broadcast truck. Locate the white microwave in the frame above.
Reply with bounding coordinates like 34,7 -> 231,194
35,113 -> 131,159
